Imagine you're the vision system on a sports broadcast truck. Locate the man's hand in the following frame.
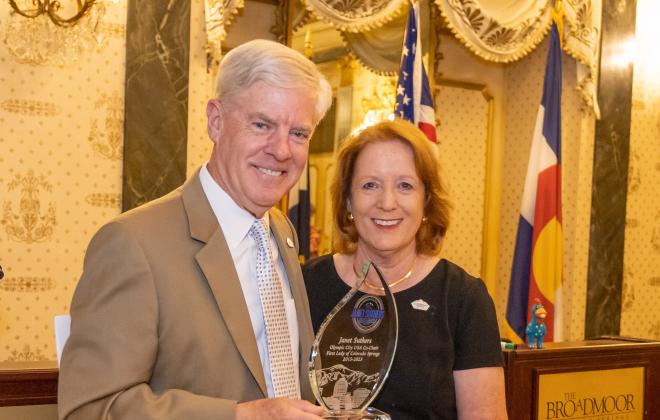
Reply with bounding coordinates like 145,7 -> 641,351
236,398 -> 324,419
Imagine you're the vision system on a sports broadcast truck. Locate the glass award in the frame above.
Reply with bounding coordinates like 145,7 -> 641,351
309,262 -> 399,419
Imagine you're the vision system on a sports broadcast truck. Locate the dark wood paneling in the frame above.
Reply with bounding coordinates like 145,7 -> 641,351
0,361 -> 58,407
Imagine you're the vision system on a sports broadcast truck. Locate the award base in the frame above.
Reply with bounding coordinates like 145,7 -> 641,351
323,407 -> 390,420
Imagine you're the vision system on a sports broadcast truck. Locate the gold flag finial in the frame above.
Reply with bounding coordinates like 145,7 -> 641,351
551,0 -> 565,47
304,28 -> 313,60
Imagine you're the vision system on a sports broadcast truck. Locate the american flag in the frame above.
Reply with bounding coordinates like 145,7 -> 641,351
395,1 -> 437,143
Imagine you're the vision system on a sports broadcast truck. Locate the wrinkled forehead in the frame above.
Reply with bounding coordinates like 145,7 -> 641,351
227,82 -> 319,126
226,80 -> 321,122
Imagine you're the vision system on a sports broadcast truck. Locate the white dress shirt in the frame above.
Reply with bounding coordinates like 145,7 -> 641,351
199,165 -> 300,398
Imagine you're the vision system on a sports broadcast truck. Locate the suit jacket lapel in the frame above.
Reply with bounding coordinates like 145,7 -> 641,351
182,171 -> 267,397
269,210 -> 316,401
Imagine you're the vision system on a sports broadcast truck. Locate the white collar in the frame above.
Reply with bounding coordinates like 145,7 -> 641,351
199,163 -> 270,249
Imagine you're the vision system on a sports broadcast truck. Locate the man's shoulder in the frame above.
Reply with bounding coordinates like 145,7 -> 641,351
268,207 -> 299,247
117,187 -> 185,224
113,168 -> 206,227
267,207 -> 289,233
94,187 -> 191,243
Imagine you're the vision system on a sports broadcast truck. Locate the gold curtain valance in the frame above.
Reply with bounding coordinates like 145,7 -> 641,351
207,0 -> 601,115
340,4 -> 431,76
434,0 -> 602,116
205,0 -> 244,70
302,0 -> 408,32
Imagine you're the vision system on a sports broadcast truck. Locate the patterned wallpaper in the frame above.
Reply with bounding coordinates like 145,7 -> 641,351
186,0 -> 214,176
436,86 -> 488,279
620,0 -> 660,339
0,1 -> 127,361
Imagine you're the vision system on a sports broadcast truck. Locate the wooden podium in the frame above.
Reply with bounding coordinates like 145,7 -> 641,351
503,338 -> 660,420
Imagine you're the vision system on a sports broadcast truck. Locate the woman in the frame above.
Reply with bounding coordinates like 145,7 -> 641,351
304,118 -> 507,419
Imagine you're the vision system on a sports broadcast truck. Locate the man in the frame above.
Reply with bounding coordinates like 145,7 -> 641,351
58,39 -> 332,419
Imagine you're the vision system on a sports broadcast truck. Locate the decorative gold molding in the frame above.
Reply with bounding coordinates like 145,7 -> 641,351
652,212 -> 660,253
1,170 -> 57,243
98,22 -> 126,39
204,0 -> 245,69
7,345 -> 49,362
436,78 -> 492,100
627,151 -> 641,193
271,0 -> 289,43
308,154 -> 335,257
0,276 -> 55,292
625,218 -> 639,229
621,269 -> 635,311
88,93 -> 123,160
85,193 -> 121,208
433,78 -> 498,295
0,99 -> 59,117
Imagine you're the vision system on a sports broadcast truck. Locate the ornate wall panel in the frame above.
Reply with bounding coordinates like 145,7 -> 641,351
187,0 -> 215,176
620,0 -> 660,340
0,1 -> 128,361
435,84 -> 489,279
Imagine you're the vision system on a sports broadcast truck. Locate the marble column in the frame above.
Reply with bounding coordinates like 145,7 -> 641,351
585,0 -> 637,338
122,0 -> 190,211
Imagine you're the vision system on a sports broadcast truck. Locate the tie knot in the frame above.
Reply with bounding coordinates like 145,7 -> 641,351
249,219 -> 270,246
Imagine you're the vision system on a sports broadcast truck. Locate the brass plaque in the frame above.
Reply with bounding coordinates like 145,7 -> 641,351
537,367 -> 644,419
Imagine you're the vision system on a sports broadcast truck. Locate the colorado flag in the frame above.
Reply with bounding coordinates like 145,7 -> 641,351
506,23 -> 563,343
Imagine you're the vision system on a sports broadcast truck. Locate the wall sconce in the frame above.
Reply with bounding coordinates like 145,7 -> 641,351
8,0 -> 97,27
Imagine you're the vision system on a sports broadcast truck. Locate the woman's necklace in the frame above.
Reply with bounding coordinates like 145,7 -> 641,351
353,257 -> 416,291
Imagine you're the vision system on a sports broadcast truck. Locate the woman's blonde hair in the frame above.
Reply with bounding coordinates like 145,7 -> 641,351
331,118 -> 452,255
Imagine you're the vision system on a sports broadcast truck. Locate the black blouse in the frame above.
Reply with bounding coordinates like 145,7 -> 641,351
303,255 -> 503,420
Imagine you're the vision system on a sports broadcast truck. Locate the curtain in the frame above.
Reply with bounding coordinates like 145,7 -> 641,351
205,0 -> 244,70
302,0 -> 408,32
434,0 -> 602,116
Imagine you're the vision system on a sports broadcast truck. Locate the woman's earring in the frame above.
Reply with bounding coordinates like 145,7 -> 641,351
422,216 -> 428,223
349,213 -> 354,221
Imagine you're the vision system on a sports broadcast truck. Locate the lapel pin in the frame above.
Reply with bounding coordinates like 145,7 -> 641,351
286,237 -> 294,248
411,299 -> 430,311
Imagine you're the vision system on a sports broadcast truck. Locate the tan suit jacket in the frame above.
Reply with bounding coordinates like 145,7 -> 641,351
58,170 -> 315,419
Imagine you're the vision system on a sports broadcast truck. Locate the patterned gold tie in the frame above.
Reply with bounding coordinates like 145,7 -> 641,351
249,219 -> 299,398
